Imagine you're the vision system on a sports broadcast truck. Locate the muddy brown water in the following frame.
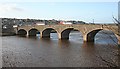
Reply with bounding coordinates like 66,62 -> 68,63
1,31 -> 119,67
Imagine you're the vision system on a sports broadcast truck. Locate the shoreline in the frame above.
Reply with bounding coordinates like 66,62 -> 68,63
0,33 -> 16,36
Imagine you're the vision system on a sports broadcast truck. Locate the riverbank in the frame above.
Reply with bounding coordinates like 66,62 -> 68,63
0,33 -> 16,36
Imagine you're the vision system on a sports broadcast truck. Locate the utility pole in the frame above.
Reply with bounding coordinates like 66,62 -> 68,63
93,19 -> 94,24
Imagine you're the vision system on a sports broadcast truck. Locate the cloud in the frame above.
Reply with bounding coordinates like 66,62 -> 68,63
0,3 -> 24,13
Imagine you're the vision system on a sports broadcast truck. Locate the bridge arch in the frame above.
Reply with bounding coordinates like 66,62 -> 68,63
61,28 -> 74,39
17,29 -> 27,36
86,29 -> 118,44
60,28 -> 83,40
86,29 -> 102,42
41,28 -> 58,38
28,28 -> 40,36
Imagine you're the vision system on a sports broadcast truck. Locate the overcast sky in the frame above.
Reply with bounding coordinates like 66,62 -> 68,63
0,0 -> 119,23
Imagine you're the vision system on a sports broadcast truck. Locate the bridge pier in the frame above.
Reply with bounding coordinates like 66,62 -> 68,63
83,35 -> 87,42
58,33 -> 62,40
26,31 -> 29,37
83,35 -> 94,42
58,33 -> 69,40
40,33 -> 50,38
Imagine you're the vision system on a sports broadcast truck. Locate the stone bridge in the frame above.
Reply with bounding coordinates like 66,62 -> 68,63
15,24 -> 120,44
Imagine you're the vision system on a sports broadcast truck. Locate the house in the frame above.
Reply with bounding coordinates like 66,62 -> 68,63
13,25 -> 18,28
59,21 -> 72,25
36,22 -> 45,25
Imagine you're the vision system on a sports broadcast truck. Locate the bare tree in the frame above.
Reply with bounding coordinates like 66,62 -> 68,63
95,16 -> 120,67
113,16 -> 120,36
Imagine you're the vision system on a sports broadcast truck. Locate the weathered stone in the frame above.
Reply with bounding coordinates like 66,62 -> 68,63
16,24 -> 120,45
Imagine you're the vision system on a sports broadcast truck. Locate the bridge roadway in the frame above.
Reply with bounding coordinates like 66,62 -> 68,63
15,24 -> 120,45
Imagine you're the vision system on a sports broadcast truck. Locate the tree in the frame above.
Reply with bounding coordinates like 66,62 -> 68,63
95,16 -> 120,67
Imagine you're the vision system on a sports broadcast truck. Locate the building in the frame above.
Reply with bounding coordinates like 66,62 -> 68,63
13,25 -> 18,28
36,22 -> 45,25
59,21 -> 72,25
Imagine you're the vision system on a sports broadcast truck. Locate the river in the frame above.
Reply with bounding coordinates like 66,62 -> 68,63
1,31 -> 119,67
